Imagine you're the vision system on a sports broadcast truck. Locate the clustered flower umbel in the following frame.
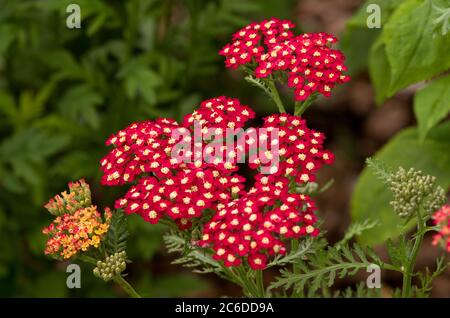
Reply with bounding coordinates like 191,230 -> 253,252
198,114 -> 332,268
432,205 -> 450,252
387,167 -> 446,218
100,96 -> 333,269
43,180 -> 112,259
100,97 -> 253,229
219,18 -> 350,101
93,251 -> 127,281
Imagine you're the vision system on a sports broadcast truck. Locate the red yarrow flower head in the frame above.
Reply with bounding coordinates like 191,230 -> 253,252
220,18 -> 350,102
432,204 -> 450,252
199,190 -> 319,270
100,96 -> 334,269
100,97 -> 253,229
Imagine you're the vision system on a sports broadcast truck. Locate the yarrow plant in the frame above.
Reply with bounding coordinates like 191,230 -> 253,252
43,18 -> 449,298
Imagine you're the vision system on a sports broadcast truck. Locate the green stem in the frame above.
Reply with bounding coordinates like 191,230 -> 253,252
266,77 -> 286,113
78,255 -> 97,265
294,98 -> 313,116
236,266 -> 260,297
255,270 -> 266,298
220,264 -> 257,297
290,239 -> 302,298
290,239 -> 300,273
113,275 -> 142,298
402,208 -> 425,298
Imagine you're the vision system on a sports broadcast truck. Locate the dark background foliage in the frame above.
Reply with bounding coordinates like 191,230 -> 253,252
0,0 -> 448,297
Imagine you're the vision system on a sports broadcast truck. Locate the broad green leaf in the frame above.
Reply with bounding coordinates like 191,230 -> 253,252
414,74 -> 450,140
118,59 -> 162,106
341,0 -> 403,74
17,80 -> 57,128
341,28 -> 381,75
369,38 -> 392,105
51,151 -> 98,179
11,159 -> 41,187
59,85 -> 103,130
0,91 -> 17,120
383,0 -> 450,97
42,50 -> 84,80
351,121 -> 450,246
0,25 -> 17,56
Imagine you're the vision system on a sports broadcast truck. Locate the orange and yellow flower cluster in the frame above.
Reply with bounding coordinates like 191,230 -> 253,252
43,180 -> 112,259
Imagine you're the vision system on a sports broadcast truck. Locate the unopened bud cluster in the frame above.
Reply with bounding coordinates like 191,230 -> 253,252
93,251 -> 127,281
44,179 -> 92,216
387,167 -> 446,218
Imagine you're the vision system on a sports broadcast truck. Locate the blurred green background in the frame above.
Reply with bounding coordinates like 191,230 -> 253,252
0,0 -> 300,297
0,0 -> 448,297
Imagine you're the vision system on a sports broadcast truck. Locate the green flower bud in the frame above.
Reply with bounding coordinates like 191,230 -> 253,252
387,167 -> 446,218
93,251 -> 128,282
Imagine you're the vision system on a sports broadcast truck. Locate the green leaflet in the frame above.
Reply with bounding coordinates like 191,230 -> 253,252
351,121 -> 450,246
104,210 -> 129,255
414,74 -> 450,141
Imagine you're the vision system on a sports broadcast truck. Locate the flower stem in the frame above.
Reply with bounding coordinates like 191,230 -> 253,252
294,98 -> 314,116
402,208 -> 425,298
79,255 -> 142,298
290,239 -> 300,274
113,275 -> 142,298
290,239 -> 302,298
266,77 -> 286,113
255,270 -> 266,298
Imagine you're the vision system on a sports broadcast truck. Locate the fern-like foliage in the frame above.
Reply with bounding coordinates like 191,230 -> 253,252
267,237 -> 324,268
386,237 -> 412,271
366,157 -> 391,182
104,209 -> 129,254
335,219 -> 379,249
244,75 -> 276,102
163,232 -> 224,276
269,243 -> 383,296
414,256 -> 448,297
332,282 -> 381,298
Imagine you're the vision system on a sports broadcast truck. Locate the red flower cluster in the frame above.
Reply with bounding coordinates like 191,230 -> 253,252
200,191 -> 319,269
219,18 -> 350,101
219,18 -> 295,69
432,204 -> 450,252
183,96 -> 255,130
100,18 -> 341,269
100,96 -> 334,269
198,113 -> 331,269
100,97 -> 254,227
248,114 -> 334,184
